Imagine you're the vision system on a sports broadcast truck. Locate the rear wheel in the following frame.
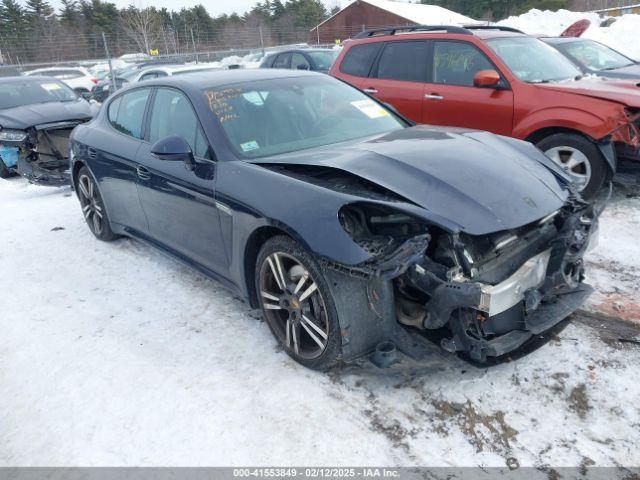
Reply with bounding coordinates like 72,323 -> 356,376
256,235 -> 342,370
537,133 -> 607,200
76,166 -> 116,241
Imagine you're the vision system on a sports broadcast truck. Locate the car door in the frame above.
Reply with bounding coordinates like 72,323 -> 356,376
87,88 -> 152,234
422,40 -> 514,135
135,87 -> 229,274
360,41 -> 430,122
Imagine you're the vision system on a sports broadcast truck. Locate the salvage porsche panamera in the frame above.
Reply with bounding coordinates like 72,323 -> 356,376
69,70 -> 599,370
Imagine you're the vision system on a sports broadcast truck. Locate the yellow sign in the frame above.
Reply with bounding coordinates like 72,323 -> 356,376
149,49 -> 159,56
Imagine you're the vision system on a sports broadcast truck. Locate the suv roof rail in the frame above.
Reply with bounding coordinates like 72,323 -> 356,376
353,25 -> 472,39
463,25 -> 525,34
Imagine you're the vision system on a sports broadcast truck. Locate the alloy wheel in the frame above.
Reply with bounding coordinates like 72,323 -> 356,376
544,146 -> 592,191
78,174 -> 104,236
259,252 -> 330,360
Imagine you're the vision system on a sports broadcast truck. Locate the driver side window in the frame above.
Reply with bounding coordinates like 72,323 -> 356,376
433,41 -> 495,87
149,88 -> 212,159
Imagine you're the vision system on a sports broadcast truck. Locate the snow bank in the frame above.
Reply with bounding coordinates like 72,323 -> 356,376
498,9 -> 640,60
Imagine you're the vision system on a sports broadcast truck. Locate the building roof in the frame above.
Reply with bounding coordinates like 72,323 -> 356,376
312,0 -> 477,30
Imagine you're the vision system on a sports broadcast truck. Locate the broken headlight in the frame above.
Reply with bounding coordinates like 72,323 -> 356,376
0,129 -> 27,142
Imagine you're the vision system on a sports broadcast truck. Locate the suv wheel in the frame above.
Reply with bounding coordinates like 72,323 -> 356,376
537,133 -> 607,200
256,235 -> 342,371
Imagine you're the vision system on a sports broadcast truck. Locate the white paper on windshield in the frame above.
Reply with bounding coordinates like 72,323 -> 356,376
350,99 -> 390,119
41,83 -> 62,91
240,140 -> 260,152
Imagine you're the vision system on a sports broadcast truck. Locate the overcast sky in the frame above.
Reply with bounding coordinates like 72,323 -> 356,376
43,0 -> 347,16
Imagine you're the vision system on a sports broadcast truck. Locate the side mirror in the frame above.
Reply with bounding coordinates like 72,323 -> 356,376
151,135 -> 194,164
473,69 -> 501,88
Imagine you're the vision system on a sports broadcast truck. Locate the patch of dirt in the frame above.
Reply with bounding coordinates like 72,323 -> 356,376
574,313 -> 640,350
548,372 -> 570,394
363,409 -> 412,452
568,384 -> 591,420
430,399 -> 518,455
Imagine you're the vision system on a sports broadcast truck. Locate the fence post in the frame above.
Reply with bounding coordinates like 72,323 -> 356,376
259,26 -> 265,54
102,32 -> 117,94
190,28 -> 198,63
316,26 -> 320,45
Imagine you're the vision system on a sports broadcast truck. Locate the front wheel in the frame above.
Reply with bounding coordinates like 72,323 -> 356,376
537,133 -> 608,200
76,166 -> 116,241
256,235 -> 342,370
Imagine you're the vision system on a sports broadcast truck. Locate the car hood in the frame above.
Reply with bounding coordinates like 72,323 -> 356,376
535,77 -> 640,107
0,100 -> 93,130
252,126 -> 570,235
595,63 -> 640,80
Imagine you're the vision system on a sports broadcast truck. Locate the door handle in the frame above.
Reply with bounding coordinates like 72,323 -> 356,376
424,94 -> 444,101
136,166 -> 151,181
363,88 -> 378,94
87,147 -> 97,159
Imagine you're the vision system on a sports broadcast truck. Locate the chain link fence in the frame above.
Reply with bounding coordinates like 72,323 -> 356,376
0,23 -> 410,70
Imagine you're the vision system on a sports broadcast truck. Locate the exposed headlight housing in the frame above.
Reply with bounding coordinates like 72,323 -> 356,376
0,129 -> 27,142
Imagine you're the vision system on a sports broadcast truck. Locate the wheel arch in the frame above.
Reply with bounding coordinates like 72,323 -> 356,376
243,225 -> 293,309
525,126 -> 594,145
71,159 -> 86,192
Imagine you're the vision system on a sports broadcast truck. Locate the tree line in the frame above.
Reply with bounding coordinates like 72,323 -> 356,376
0,0 -> 335,64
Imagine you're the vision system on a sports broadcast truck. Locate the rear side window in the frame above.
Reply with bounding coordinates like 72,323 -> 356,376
376,41 -> 429,82
273,53 -> 291,68
433,41 -> 495,87
339,43 -> 381,77
108,88 -> 150,139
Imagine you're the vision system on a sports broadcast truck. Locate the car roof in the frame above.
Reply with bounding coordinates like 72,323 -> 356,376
125,68 -> 325,91
28,66 -> 85,72
347,26 -> 527,42
0,75 -> 61,84
540,36 -> 583,44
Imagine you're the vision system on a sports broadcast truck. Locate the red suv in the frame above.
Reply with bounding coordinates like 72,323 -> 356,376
330,25 -> 640,199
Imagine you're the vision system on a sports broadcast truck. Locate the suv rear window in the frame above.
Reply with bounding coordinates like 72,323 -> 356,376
376,41 -> 429,82
339,43 -> 381,77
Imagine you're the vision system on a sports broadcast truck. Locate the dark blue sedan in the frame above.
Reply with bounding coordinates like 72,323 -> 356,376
69,69 -> 598,370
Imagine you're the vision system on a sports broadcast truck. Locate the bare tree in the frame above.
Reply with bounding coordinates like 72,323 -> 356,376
121,6 -> 162,54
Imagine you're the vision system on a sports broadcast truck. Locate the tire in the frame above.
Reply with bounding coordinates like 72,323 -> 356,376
0,158 -> 16,179
76,166 -> 117,241
537,133 -> 608,200
255,235 -> 342,371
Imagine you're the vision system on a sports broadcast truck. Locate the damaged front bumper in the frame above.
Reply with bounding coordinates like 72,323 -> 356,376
401,201 -> 598,363
1,121 -> 83,186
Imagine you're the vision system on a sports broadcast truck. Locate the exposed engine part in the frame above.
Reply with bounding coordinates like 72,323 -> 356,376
393,196 -> 598,362
14,121 -> 85,186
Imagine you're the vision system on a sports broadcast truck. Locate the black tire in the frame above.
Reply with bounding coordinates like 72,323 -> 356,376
0,158 -> 16,179
255,235 -> 342,371
76,166 -> 117,242
536,133 -> 608,200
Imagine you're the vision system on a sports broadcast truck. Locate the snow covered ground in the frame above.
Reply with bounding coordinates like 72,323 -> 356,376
498,9 -> 640,60
1,176 -> 639,468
